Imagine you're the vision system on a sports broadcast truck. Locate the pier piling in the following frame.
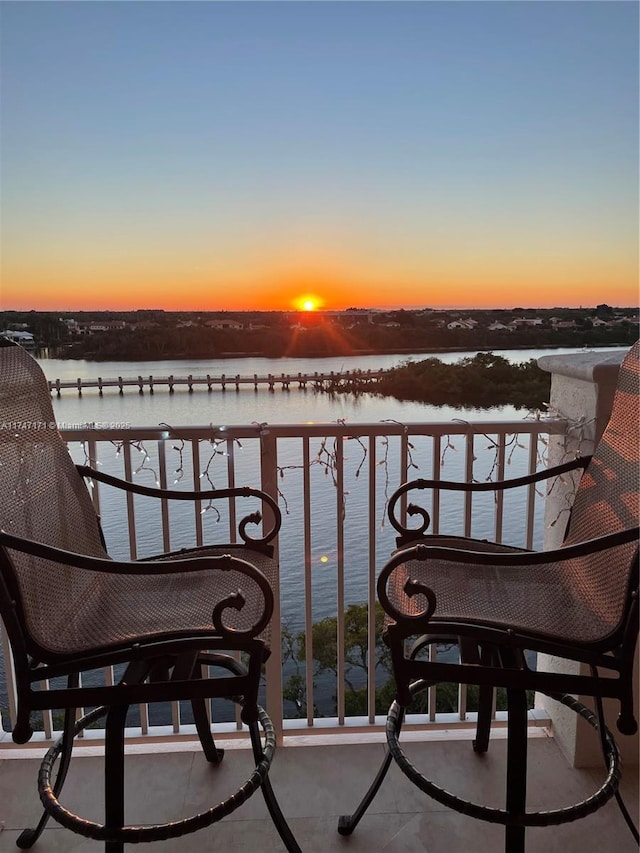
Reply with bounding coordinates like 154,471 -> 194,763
47,369 -> 385,395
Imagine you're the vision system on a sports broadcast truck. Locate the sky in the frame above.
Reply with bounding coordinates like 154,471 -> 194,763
1,1 -> 638,313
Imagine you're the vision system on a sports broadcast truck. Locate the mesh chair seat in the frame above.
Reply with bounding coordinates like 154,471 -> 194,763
10,545 -> 278,656
387,535 -> 636,646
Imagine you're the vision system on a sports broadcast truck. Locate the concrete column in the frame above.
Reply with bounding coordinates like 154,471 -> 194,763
536,347 -> 637,767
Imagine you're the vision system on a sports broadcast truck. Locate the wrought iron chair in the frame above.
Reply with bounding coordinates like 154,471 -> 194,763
340,340 -> 639,852
0,339 -> 301,852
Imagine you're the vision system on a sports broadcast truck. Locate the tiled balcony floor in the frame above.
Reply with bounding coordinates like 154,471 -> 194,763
0,728 -> 637,852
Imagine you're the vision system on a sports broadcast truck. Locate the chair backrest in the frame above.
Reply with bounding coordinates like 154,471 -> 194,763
0,340 -> 109,648
562,339 -> 639,635
0,340 -> 106,556
565,340 -> 639,544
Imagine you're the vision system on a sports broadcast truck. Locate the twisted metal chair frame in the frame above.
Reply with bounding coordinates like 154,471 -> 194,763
0,339 -> 301,852
340,340 -> 639,852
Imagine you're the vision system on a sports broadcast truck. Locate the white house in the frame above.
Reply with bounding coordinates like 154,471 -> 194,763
1,330 -> 35,346
447,320 -> 474,330
511,317 -> 544,328
205,320 -> 244,330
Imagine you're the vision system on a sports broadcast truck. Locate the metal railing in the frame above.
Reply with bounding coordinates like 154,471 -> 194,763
1,417 -> 566,744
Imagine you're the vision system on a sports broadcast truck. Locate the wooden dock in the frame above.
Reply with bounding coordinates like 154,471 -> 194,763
48,369 -> 386,396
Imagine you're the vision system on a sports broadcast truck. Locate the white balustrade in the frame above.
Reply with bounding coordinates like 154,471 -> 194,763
1,418 -> 564,746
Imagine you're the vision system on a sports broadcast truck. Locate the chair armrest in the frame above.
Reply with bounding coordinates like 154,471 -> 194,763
0,531 -> 274,641
377,526 -> 638,631
388,455 -> 590,542
76,464 -> 281,548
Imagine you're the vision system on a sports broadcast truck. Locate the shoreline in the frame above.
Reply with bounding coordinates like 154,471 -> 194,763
41,342 -> 627,362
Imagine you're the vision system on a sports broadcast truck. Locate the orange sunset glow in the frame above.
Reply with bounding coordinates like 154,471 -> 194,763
4,250 -> 637,313
2,2 -> 638,312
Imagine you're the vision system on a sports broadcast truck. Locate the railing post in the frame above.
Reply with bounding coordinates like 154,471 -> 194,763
259,428 -> 284,744
537,347 -> 638,768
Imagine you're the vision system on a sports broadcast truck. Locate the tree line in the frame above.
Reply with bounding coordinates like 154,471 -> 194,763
58,321 -> 637,360
2,308 -> 635,360
368,352 -> 552,410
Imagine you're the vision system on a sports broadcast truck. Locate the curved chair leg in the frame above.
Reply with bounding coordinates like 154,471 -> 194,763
337,705 -> 405,836
473,647 -> 497,755
191,650 -> 253,764
16,705 -> 77,849
190,663 -> 224,764
104,703 -> 129,853
473,681 -> 494,754
248,721 -> 302,853
192,697 -> 225,764
337,751 -> 394,836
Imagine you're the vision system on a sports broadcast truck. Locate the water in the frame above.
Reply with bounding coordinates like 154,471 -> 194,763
0,346 -> 616,724
40,345 -> 614,429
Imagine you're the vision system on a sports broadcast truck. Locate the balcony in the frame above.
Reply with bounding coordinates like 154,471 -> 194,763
0,349 -> 637,851
0,732 -> 638,851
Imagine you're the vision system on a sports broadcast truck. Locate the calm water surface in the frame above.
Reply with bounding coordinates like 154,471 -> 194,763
40,346 -> 616,428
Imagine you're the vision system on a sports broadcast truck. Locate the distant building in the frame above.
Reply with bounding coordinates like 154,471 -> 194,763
75,320 -> 127,334
1,330 -> 35,347
62,319 -> 81,334
510,317 -> 543,328
205,320 -> 244,330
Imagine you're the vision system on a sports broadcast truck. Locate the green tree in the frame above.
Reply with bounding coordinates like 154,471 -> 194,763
282,603 -> 534,718
282,602 -> 392,717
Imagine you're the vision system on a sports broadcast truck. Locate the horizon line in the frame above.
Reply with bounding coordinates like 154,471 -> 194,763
2,305 -> 638,314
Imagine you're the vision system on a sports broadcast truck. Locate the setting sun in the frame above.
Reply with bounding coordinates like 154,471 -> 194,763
293,294 -> 324,312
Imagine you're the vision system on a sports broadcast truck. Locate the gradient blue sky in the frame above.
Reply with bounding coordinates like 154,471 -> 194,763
2,1 -> 638,311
